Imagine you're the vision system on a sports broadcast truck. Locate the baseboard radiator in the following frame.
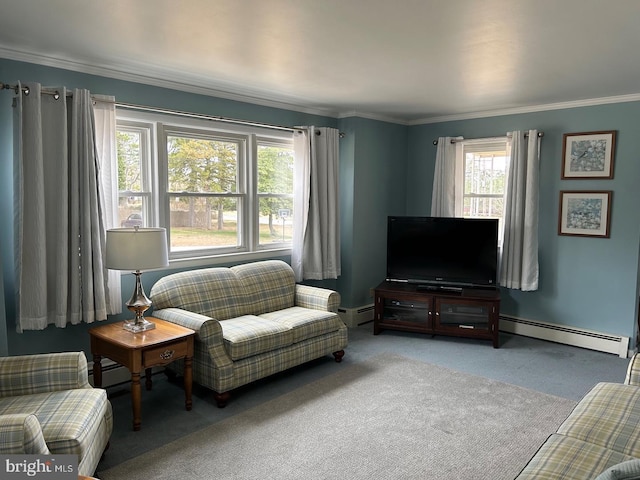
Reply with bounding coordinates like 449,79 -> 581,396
88,359 -> 165,389
338,304 -> 375,328
500,315 -> 631,358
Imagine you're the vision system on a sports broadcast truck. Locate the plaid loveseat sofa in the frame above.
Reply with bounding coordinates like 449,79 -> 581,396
516,352 -> 640,479
0,352 -> 113,476
150,260 -> 348,407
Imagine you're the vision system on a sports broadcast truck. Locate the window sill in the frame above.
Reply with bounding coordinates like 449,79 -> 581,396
166,247 -> 292,270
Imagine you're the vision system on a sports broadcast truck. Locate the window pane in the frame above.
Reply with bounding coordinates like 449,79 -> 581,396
117,128 -> 149,227
118,196 -> 145,227
464,197 -> 504,217
169,196 -> 239,250
258,196 -> 293,245
464,153 -> 507,195
257,144 -> 294,247
117,130 -> 143,191
167,136 -> 238,193
257,145 -> 294,194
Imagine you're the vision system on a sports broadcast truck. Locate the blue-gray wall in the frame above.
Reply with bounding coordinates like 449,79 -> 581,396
336,116 -> 408,308
407,105 -> 640,341
0,58 -> 345,358
2,57 -> 639,359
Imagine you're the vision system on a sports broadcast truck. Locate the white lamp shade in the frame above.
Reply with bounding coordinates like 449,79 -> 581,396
106,228 -> 169,271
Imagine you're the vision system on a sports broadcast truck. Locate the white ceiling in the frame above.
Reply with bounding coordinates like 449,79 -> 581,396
1,0 -> 640,124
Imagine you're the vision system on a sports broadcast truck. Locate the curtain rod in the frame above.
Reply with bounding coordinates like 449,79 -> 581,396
432,131 -> 544,146
118,102 -> 345,137
2,82 -> 344,137
0,82 -> 100,100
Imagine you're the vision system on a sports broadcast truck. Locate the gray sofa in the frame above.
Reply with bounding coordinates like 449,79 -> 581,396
516,352 -> 640,479
150,260 -> 348,407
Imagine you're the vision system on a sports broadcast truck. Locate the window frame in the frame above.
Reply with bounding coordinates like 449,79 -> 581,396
115,108 -> 295,268
116,120 -> 156,228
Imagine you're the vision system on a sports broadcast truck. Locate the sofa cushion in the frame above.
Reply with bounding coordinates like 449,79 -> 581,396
557,382 -> 640,457
150,267 -> 250,320
0,388 -> 110,457
220,315 -> 294,361
595,459 -> 640,480
516,434 -> 636,480
231,260 -> 295,315
259,307 -> 343,343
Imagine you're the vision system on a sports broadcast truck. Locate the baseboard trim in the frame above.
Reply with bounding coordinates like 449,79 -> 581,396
500,315 -> 631,358
338,304 -> 375,328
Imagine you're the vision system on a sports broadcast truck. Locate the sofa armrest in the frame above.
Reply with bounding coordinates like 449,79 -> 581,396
0,414 -> 51,454
0,352 -> 90,398
153,308 -> 232,366
295,285 -> 341,313
624,353 -> 640,385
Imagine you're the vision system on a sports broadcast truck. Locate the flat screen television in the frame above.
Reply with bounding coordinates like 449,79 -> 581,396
386,216 -> 498,289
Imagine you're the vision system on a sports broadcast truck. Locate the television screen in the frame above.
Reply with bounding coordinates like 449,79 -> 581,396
386,216 -> 498,288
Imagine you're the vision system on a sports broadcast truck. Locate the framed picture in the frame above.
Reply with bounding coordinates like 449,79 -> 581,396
561,130 -> 616,179
558,191 -> 612,238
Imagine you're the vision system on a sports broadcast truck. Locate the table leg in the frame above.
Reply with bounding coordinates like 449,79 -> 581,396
131,371 -> 142,431
184,356 -> 193,411
92,355 -> 103,388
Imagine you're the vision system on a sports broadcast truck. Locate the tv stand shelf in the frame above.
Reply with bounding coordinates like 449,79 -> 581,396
373,281 -> 501,348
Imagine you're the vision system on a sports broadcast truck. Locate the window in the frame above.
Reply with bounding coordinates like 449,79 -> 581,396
115,109 -> 294,265
457,138 -> 509,245
116,123 -> 153,228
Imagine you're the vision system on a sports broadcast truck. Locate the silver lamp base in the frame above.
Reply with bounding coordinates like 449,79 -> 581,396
123,318 -> 156,333
123,270 -> 156,333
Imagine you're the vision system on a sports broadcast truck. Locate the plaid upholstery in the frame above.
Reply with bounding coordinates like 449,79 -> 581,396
150,267 -> 250,320
151,260 -> 347,395
230,326 -> 348,389
231,260 -> 296,315
0,353 -> 113,477
260,307 -> 344,343
557,383 -> 640,456
516,357 -> 640,480
0,414 -> 50,454
0,351 -> 90,397
516,434 -> 635,480
625,353 -> 640,386
165,323 -> 347,393
295,284 -> 341,313
220,315 -> 293,361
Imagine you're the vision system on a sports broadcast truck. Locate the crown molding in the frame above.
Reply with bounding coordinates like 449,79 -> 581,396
409,93 -> 640,125
337,110 -> 409,125
0,47 -> 341,119
3,47 -> 640,127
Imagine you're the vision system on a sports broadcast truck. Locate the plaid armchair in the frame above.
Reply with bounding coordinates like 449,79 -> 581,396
0,352 -> 113,476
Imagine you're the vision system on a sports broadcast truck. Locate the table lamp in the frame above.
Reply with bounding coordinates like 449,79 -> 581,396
106,227 -> 169,332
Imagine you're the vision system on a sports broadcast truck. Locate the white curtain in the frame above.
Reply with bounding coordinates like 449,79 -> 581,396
292,126 -> 341,281
500,130 -> 540,291
431,136 -> 460,217
13,82 -> 114,331
93,95 -> 121,314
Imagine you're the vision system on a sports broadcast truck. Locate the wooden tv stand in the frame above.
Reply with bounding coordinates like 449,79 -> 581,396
373,281 -> 501,348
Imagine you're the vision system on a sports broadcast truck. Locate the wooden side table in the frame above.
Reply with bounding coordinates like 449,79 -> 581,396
89,317 -> 195,431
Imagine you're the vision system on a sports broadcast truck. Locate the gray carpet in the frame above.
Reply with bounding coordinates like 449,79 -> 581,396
98,352 -> 576,480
